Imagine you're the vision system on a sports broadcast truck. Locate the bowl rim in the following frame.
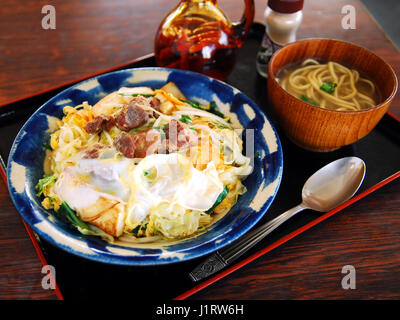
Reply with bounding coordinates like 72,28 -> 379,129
268,37 -> 398,114
6,67 -> 284,266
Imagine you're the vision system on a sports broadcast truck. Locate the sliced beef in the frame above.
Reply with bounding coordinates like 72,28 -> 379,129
115,96 -> 150,131
84,116 -> 103,134
82,143 -> 107,159
113,128 -> 166,158
84,115 -> 115,134
150,97 -> 161,112
113,132 -> 136,158
165,119 -> 197,152
132,128 -> 164,158
102,116 -> 115,132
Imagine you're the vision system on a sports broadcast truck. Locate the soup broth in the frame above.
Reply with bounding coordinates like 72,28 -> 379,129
276,59 -> 380,111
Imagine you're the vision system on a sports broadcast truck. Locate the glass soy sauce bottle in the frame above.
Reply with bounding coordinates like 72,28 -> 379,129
154,0 -> 255,80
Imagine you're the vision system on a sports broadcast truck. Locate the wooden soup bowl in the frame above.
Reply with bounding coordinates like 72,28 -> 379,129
267,38 -> 398,152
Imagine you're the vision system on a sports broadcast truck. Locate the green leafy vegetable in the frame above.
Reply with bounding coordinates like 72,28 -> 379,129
60,202 -> 90,231
44,201 -> 112,241
320,82 -> 337,94
131,225 -> 141,235
179,98 -> 201,109
153,124 -> 166,131
36,174 -> 57,197
208,101 -> 225,118
77,226 -> 114,242
300,95 -> 318,106
179,115 -> 192,124
132,123 -> 156,134
209,121 -> 230,130
179,98 -> 226,118
42,142 -> 53,151
153,124 -> 166,138
131,220 -> 148,236
205,185 -> 229,214
118,93 -> 155,97
141,222 -> 148,231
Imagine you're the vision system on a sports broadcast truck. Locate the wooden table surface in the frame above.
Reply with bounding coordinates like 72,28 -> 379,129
0,0 -> 399,300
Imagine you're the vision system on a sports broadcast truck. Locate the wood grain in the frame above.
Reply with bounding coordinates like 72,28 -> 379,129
0,0 -> 263,105
0,0 -> 399,299
0,178 -> 57,299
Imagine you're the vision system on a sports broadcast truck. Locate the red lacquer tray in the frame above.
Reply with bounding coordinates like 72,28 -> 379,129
1,24 -> 399,300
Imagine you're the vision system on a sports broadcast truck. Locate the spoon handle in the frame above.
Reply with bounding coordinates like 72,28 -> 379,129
189,204 -> 306,282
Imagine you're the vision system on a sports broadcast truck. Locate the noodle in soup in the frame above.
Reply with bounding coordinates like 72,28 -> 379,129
276,59 -> 379,111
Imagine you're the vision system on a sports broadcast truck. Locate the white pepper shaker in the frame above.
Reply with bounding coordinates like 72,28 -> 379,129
256,0 -> 304,78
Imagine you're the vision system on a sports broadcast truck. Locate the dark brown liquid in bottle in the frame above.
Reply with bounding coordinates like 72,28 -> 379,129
155,16 -> 243,80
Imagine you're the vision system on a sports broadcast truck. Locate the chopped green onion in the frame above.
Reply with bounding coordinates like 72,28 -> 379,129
143,167 -> 157,180
300,95 -> 318,106
179,115 -> 192,124
320,82 -> 337,94
205,185 -> 229,214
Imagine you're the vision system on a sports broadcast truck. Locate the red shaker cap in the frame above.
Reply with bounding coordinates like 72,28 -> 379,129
268,0 -> 304,14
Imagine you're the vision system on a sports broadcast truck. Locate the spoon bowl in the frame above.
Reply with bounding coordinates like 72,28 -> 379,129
302,157 -> 366,212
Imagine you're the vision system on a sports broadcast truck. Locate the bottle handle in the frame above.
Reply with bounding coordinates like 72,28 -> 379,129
232,0 -> 255,39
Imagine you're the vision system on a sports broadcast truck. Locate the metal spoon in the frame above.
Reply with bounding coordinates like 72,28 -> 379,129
189,156 -> 366,282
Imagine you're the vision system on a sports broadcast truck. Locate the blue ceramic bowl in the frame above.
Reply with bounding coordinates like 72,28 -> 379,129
7,68 -> 283,265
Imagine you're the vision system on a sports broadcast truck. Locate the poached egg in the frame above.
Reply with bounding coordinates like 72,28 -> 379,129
54,150 -> 224,238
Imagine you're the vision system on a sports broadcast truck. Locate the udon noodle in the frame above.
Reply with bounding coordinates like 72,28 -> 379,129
277,59 -> 378,111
